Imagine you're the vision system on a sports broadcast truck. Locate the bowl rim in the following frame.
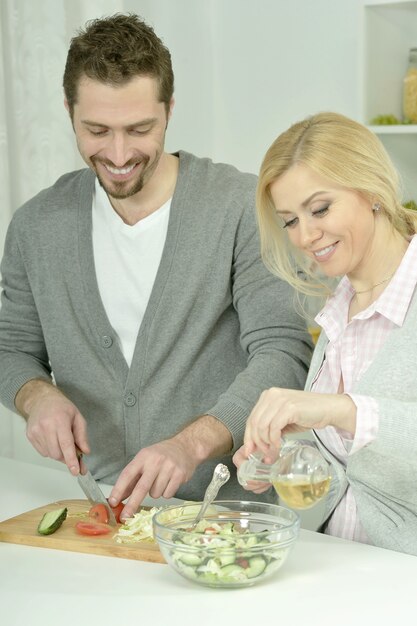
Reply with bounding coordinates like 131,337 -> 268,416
152,499 -> 301,537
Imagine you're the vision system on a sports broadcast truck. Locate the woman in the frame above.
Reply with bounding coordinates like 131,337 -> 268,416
233,112 -> 417,555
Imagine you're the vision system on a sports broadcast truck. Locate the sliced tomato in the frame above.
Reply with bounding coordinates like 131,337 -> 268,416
75,521 -> 111,536
88,500 -> 124,525
109,501 -> 124,524
89,503 -> 109,524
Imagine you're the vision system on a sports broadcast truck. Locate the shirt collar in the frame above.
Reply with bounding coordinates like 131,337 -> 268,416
315,278 -> 350,342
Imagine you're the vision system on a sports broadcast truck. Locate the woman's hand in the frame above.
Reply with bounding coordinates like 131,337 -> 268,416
232,445 -> 272,494
244,388 -> 356,457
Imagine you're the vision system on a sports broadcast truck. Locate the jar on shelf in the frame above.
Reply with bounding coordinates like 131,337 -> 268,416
403,48 -> 417,123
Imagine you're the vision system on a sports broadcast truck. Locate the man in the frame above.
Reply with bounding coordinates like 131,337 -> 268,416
0,14 -> 312,519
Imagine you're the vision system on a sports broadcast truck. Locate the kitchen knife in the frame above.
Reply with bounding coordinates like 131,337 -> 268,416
76,451 -> 117,526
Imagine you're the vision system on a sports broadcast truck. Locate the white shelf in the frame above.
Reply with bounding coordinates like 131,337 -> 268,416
368,124 -> 417,133
361,0 -> 417,201
364,1 -> 417,6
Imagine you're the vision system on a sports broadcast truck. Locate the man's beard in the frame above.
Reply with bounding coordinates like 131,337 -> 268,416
92,154 -> 152,200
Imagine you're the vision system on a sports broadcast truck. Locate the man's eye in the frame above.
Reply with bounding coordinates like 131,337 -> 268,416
90,129 -> 107,136
131,128 -> 150,135
282,217 -> 298,229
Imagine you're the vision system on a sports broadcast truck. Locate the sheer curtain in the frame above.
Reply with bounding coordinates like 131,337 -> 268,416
0,0 -> 123,461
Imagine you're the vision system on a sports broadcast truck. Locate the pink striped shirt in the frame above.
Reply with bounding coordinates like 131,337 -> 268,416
312,234 -> 417,544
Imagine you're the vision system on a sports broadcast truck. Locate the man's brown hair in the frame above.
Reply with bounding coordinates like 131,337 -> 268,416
63,13 -> 174,117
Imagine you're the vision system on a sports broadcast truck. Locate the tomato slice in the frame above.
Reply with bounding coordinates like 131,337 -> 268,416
88,500 -> 124,524
109,501 -> 124,524
89,503 -> 109,524
75,521 -> 111,536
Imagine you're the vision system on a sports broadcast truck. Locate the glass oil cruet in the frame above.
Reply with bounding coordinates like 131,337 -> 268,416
403,47 -> 417,124
237,439 -> 331,510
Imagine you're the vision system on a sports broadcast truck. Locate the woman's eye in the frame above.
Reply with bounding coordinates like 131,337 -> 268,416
312,205 -> 329,217
282,217 -> 298,229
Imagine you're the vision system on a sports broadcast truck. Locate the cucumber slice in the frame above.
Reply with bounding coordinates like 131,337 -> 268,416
197,572 -> 218,584
217,551 -> 236,566
245,556 -> 267,579
219,563 -> 245,577
218,563 -> 247,583
177,551 -> 204,566
239,535 -> 258,548
37,507 -> 68,535
175,561 -> 198,578
264,558 -> 283,576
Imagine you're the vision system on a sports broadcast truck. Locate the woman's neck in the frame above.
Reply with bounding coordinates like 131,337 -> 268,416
348,229 -> 409,319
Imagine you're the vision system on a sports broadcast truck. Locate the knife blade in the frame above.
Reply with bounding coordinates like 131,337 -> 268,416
76,452 -> 117,526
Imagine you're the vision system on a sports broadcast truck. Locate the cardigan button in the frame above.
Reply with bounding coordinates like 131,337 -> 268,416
101,335 -> 113,348
124,393 -> 137,407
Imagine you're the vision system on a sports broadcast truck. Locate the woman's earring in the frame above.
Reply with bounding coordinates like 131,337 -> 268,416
373,202 -> 381,212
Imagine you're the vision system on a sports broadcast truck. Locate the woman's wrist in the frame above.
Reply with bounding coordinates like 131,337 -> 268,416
335,394 -> 357,434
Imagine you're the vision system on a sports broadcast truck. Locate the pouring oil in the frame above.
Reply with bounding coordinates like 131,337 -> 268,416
273,475 -> 331,510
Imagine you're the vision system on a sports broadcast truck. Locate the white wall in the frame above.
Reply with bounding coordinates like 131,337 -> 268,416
124,0 -> 362,173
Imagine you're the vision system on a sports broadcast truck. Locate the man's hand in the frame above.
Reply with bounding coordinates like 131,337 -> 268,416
108,439 -> 199,519
15,379 -> 90,475
109,414 -> 233,520
244,387 -> 356,459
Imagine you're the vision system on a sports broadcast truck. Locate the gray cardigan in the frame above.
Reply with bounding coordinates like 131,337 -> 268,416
0,151 -> 312,501
307,291 -> 417,555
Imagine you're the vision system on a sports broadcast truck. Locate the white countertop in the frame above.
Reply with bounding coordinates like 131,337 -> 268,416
1,455 -> 416,626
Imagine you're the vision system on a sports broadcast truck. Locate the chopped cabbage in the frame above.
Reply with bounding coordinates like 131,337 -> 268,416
114,501 -> 204,544
114,502 -> 218,544
114,507 -> 161,544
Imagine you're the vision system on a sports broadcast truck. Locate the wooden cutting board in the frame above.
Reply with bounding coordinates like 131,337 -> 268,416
0,499 -> 165,563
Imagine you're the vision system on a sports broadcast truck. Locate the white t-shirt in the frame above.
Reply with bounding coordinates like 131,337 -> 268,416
92,180 -> 171,367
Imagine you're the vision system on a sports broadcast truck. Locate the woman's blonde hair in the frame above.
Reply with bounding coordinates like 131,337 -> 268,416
257,111 -> 417,297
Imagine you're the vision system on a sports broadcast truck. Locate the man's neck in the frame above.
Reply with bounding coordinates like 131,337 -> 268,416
109,153 -> 179,225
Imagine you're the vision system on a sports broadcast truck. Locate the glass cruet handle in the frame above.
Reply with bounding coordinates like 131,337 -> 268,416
277,438 -> 328,476
237,451 -> 280,487
237,437 -> 299,486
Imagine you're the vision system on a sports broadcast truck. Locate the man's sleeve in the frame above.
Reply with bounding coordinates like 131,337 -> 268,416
0,215 -> 52,412
207,196 -> 313,452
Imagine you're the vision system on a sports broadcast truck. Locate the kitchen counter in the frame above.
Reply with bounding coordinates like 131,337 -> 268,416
1,455 -> 416,626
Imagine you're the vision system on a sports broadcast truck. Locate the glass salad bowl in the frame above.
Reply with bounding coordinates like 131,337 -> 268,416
152,500 -> 300,588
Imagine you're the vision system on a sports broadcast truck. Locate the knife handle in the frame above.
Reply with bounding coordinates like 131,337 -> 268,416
75,446 -> 86,474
